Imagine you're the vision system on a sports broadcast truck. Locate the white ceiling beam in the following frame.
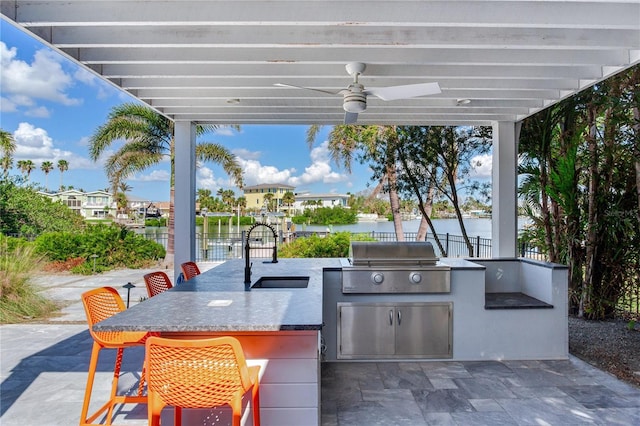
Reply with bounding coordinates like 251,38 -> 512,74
27,25 -> 639,50
89,63 -> 604,80
64,47 -> 630,67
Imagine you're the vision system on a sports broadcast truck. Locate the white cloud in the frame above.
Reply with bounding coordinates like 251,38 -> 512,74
131,169 -> 170,182
196,166 -> 232,192
240,158 -> 295,186
0,42 -> 82,108
12,122 -> 93,168
73,66 -> 114,100
232,148 -> 261,160
213,127 -> 238,137
0,96 -> 18,112
470,153 -> 492,178
24,106 -> 51,118
233,140 -> 349,189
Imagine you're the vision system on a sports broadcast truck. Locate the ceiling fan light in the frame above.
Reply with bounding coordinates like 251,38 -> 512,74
343,99 -> 366,113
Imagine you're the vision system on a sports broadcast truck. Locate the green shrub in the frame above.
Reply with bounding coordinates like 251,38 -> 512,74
34,224 -> 165,274
1,237 -> 58,323
279,232 -> 374,258
145,217 -> 167,227
0,179 -> 85,235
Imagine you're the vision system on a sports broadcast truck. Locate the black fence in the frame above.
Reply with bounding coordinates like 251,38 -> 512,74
175,230 -> 537,262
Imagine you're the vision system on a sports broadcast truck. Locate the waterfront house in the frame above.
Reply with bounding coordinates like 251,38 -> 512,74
39,189 -> 113,219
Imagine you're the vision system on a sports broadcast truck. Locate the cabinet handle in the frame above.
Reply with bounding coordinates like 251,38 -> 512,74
389,310 -> 394,326
397,309 -> 402,326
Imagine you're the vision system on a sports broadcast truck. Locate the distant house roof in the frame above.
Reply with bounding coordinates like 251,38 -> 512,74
244,183 -> 295,191
295,193 -> 349,200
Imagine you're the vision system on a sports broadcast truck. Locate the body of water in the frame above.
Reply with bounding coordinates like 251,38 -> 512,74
139,217 -> 531,240
298,217 -> 531,239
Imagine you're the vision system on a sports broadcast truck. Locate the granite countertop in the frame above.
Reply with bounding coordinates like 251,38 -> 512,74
94,258 -> 340,333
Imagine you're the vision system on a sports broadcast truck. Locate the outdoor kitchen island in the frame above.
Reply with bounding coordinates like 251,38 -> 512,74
322,242 -> 569,362
94,250 -> 568,425
94,257 -> 339,426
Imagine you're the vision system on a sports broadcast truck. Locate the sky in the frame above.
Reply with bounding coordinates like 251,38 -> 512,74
0,18 -> 492,203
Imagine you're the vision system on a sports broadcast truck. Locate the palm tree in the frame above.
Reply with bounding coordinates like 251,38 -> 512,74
307,125 -> 406,240
263,192 -> 274,212
41,161 -> 54,191
0,129 -> 16,166
89,103 -> 243,267
116,181 -> 132,215
282,191 -> 295,215
57,159 -> 69,190
17,159 -> 35,181
0,156 -> 12,177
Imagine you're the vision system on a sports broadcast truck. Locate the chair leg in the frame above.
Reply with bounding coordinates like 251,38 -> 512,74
80,342 -> 101,426
148,393 -> 165,426
104,347 -> 124,424
252,384 -> 261,426
174,406 -> 182,426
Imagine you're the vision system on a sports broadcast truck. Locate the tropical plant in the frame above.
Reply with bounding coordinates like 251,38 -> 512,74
0,130 -> 16,178
40,161 -> 54,191
0,178 -> 85,235
307,125 -> 407,240
0,129 -> 15,155
88,103 -> 242,266
263,192 -> 274,211
57,159 -> 69,190
519,64 -> 640,320
1,236 -> 59,323
34,223 -> 165,273
16,159 -> 35,181
282,191 -> 295,214
394,126 -> 492,256
0,156 -> 12,177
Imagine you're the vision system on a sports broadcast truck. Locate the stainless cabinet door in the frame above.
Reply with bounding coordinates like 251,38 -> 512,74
395,302 -> 452,358
338,303 -> 395,358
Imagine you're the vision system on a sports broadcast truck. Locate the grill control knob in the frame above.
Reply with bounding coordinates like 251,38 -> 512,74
371,272 -> 384,284
409,272 -> 422,284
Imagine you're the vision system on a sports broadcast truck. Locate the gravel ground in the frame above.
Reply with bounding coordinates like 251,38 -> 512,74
569,316 -> 640,388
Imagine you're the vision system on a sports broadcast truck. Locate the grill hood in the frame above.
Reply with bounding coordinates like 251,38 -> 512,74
349,241 -> 439,267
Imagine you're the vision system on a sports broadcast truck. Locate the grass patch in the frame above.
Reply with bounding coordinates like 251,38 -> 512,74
1,242 -> 59,323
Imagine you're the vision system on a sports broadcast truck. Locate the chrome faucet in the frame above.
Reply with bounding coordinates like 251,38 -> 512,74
244,222 -> 278,284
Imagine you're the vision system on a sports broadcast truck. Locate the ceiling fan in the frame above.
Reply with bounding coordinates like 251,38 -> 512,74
275,62 -> 441,124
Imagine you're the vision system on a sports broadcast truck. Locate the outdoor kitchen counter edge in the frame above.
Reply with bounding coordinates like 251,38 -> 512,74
93,258 -> 341,333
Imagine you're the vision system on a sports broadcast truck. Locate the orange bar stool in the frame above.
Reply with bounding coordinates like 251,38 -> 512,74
180,261 -> 201,281
80,287 -> 155,426
143,271 -> 173,297
145,336 -> 261,426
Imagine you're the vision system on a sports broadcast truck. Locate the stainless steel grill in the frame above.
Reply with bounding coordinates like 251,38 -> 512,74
342,241 -> 451,294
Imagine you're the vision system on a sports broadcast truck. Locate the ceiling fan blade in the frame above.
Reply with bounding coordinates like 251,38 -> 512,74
364,82 -> 441,101
273,83 -> 339,96
344,111 -> 358,124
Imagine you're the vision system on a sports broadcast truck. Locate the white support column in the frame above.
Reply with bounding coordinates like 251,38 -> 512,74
173,121 -> 196,281
491,121 -> 519,257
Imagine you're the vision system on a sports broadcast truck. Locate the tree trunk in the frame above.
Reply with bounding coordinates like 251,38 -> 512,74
416,180 -> 435,241
581,105 -> 599,318
634,106 -> 640,227
387,164 -> 405,241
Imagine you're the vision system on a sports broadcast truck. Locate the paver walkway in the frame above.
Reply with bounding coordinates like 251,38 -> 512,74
1,265 -> 639,425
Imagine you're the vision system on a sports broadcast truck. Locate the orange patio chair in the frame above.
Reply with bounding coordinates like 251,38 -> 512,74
80,287 -> 154,426
180,261 -> 201,281
145,336 -> 261,426
143,271 -> 173,298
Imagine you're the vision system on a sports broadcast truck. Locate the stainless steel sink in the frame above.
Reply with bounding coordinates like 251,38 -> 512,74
251,276 -> 310,288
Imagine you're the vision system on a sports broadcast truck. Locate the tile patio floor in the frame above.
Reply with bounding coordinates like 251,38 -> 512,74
1,265 -> 638,425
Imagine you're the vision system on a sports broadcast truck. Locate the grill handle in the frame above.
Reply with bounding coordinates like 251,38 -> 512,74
397,309 -> 402,326
389,310 -> 393,326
